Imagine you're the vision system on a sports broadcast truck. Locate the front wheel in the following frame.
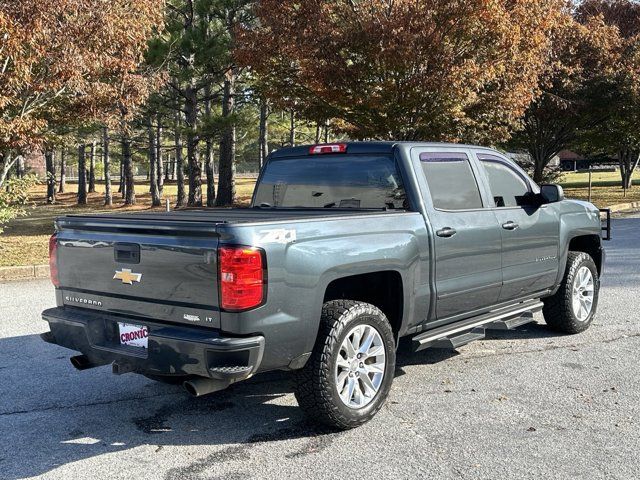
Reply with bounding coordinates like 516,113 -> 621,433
294,300 -> 396,430
543,251 -> 600,334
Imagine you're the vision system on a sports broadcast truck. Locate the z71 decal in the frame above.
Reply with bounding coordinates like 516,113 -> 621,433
257,228 -> 297,244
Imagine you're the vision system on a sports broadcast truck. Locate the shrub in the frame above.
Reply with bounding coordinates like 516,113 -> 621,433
0,175 -> 37,234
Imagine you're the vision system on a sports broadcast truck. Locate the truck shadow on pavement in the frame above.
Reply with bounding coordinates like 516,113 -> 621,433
395,320 -> 560,371
0,333 -> 345,479
0,321 -> 583,479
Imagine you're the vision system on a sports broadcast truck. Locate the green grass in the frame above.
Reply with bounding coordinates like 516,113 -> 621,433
559,170 -> 640,207
0,178 -> 257,267
559,170 -> 640,189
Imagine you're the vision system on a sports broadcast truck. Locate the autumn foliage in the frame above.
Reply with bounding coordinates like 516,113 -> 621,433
507,10 -> 623,181
0,0 -> 164,152
574,0 -> 640,188
237,0 -> 564,143
2,0 -> 640,215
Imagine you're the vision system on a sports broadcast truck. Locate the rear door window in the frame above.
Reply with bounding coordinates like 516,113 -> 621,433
478,154 -> 531,207
419,152 -> 483,210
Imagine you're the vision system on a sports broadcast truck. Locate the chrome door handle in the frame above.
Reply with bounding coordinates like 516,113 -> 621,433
502,221 -> 519,230
436,227 -> 457,238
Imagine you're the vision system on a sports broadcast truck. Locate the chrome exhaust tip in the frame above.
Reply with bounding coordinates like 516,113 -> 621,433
70,355 -> 95,371
183,377 -> 230,397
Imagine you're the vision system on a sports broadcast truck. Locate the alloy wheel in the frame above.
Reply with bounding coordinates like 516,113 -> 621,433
334,323 -> 387,409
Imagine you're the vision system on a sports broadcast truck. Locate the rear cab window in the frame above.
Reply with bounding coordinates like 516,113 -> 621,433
419,152 -> 483,210
253,154 -> 407,209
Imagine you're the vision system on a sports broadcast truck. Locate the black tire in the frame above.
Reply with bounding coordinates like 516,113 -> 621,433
294,300 -> 396,430
543,251 -> 599,334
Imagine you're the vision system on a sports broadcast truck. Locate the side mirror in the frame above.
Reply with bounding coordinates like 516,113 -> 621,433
540,184 -> 564,203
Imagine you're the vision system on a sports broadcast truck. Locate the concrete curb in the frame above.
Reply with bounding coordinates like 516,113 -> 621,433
0,264 -> 50,282
605,201 -> 640,213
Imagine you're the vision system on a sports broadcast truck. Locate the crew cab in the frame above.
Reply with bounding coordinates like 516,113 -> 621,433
42,142 -> 606,429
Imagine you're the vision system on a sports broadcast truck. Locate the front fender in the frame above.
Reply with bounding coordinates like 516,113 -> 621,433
552,200 -> 602,292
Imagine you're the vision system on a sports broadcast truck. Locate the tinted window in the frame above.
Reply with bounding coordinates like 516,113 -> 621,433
478,154 -> 531,207
420,152 -> 482,210
253,155 -> 407,209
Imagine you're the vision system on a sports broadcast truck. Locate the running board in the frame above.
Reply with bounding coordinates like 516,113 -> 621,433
430,328 -> 486,350
412,300 -> 543,352
485,311 -> 536,330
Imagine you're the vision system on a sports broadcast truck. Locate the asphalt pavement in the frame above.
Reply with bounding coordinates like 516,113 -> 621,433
1,214 -> 639,479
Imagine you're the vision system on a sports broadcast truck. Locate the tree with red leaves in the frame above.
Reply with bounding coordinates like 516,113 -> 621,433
237,0 -> 564,144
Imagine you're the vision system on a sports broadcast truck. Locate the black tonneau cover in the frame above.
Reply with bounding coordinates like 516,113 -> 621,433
56,208 -> 396,233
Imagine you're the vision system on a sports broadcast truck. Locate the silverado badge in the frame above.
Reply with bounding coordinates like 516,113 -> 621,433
113,269 -> 142,285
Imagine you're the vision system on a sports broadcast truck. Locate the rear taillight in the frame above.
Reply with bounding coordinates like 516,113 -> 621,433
218,246 -> 266,311
309,143 -> 347,154
49,234 -> 60,287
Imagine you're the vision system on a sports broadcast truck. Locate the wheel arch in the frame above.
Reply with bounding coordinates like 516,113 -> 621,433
568,234 -> 603,276
551,232 -> 603,296
322,270 -> 405,340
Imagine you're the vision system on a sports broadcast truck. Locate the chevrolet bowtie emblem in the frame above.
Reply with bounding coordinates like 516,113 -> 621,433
113,269 -> 142,285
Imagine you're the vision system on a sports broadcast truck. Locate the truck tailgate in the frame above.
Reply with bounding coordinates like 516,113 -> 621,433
55,215 -> 220,328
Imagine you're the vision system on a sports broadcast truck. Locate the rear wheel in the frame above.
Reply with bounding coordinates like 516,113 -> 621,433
543,251 -> 599,334
294,300 -> 396,430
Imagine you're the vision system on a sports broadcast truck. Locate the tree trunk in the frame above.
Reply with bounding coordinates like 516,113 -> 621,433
204,141 -> 216,207
324,119 -> 329,143
58,148 -> 66,193
205,94 -> 216,207
118,158 -> 124,196
205,140 -> 215,207
258,98 -> 269,170
216,70 -> 237,206
122,135 -> 135,205
0,153 -> 9,190
174,109 -> 186,208
618,149 -> 639,190
185,84 -> 202,207
0,152 -> 19,189
77,144 -> 87,205
156,113 -> 164,194
148,115 -> 161,207
619,150 -> 629,190
103,126 -> 112,206
528,146 -> 554,184
167,154 -> 174,181
289,110 -> 296,147
16,155 -> 24,178
533,160 -> 546,184
45,149 -> 56,204
314,122 -> 321,144
88,141 -> 96,193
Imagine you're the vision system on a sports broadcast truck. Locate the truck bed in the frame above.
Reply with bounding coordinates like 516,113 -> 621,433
52,207 -> 412,329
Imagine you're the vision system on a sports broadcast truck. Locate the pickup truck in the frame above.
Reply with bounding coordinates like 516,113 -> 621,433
42,141 -> 606,429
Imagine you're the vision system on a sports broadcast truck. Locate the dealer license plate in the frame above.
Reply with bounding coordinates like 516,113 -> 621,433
118,322 -> 149,349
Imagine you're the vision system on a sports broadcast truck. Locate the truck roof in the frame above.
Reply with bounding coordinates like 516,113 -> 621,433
270,141 -> 498,158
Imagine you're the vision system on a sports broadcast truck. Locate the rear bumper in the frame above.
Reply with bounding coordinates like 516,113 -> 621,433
41,307 -> 264,382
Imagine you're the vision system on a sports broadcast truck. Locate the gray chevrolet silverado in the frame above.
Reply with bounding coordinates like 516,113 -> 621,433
42,141 -> 607,429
